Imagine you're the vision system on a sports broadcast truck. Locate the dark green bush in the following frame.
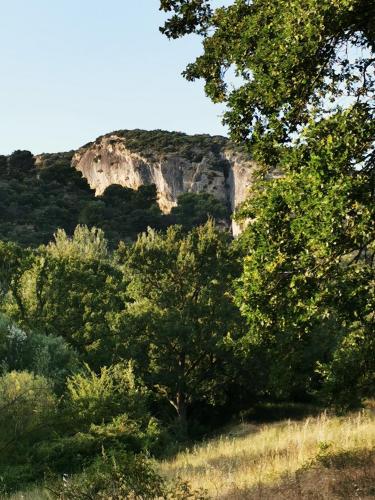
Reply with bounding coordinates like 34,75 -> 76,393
0,316 -> 79,392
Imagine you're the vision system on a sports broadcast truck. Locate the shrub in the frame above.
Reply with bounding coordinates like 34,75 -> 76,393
66,362 -> 148,426
0,315 -> 79,392
34,363 -> 164,475
167,193 -> 230,232
48,450 -> 209,500
0,371 -> 56,464
8,150 -> 35,177
318,325 -> 375,410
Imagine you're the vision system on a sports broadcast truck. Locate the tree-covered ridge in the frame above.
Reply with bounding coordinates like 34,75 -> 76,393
0,150 -> 92,247
79,128 -> 249,163
0,141 -> 231,248
99,129 -> 228,157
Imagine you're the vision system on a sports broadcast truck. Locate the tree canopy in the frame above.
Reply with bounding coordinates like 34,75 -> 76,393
161,0 -> 375,406
160,0 -> 374,162
115,221 -> 242,430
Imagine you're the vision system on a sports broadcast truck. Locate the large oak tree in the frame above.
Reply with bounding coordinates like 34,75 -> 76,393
160,0 -> 375,406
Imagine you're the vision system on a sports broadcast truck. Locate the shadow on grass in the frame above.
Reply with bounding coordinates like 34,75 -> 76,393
241,402 -> 323,424
163,403 -> 322,465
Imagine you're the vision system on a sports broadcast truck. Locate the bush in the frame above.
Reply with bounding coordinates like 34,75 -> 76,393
48,450 -> 208,500
167,193 -> 229,232
34,363 -> 164,475
66,362 -> 148,427
8,150 -> 35,177
0,371 -> 56,464
318,325 -> 375,410
0,315 -> 79,392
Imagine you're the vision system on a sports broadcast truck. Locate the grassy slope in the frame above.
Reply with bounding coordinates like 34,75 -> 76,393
4,410 -> 375,499
161,410 -> 375,499
3,490 -> 49,500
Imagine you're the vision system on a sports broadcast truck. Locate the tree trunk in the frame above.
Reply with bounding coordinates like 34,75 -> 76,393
176,390 -> 188,437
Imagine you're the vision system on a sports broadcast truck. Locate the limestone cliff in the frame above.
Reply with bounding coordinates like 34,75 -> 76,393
72,130 -> 256,234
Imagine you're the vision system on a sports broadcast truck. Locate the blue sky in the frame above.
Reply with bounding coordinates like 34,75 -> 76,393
0,1 -> 229,155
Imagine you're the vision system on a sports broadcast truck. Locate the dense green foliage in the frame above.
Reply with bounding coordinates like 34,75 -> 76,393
80,184 -> 163,244
0,224 -> 244,492
50,452 -> 167,500
0,151 -> 91,246
0,370 -> 57,490
116,222 -> 242,431
0,315 -> 78,392
235,108 -> 374,404
4,227 -> 126,367
166,192 -> 230,232
161,0 -> 375,408
160,0 -> 374,159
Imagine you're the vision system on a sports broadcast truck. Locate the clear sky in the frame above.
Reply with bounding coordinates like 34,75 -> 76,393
0,1 -> 229,155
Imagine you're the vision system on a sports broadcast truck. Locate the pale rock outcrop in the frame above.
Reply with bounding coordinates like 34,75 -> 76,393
72,132 -> 257,234
223,149 -> 256,236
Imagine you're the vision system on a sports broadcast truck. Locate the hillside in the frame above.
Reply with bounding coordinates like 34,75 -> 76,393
0,130 -> 256,247
6,408 -> 375,499
161,409 -> 375,499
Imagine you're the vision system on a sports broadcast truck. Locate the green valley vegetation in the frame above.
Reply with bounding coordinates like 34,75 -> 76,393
0,220 -> 373,497
0,0 -> 374,497
0,224 -> 242,496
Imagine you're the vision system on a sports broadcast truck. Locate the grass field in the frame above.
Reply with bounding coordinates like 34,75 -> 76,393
161,409 -> 375,498
4,408 -> 375,499
2,490 -> 49,500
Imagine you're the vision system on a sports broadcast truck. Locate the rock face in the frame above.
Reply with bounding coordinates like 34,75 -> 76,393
72,130 -> 256,235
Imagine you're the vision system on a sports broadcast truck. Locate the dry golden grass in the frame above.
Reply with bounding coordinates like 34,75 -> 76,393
160,410 -> 375,498
2,489 -> 49,500
223,449 -> 375,499
5,409 -> 375,499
